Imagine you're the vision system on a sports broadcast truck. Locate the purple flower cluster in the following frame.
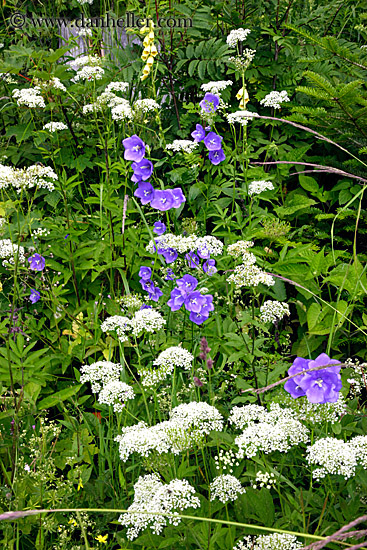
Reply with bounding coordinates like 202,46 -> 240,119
191,124 -> 225,166
185,247 -> 217,276
284,353 -> 342,404
122,135 -> 186,212
167,274 -> 214,325
139,265 -> 163,302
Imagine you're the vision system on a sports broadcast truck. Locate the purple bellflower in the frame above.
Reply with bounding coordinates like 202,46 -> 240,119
134,182 -> 155,205
191,124 -> 206,142
208,149 -> 226,165
28,254 -> 45,272
153,221 -> 166,235
150,190 -> 175,211
122,135 -> 146,162
131,159 -> 153,182
200,93 -> 220,113
204,132 -> 223,151
29,289 -> 40,303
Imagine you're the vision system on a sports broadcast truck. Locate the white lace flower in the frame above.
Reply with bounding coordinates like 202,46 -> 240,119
260,300 -> 290,323
72,66 -> 105,82
79,360 -> 123,393
12,87 -> 45,108
251,471 -> 277,490
234,533 -> 302,550
111,100 -> 133,121
306,437 -> 358,480
118,474 -> 200,540
210,474 -> 245,503
105,81 -> 129,93
133,99 -> 160,114
227,240 -> 254,257
227,264 -> 275,288
0,239 -> 25,267
43,122 -> 68,132
166,140 -> 199,154
146,233 -> 223,257
260,90 -> 290,110
226,28 -> 251,48
140,346 -> 194,387
248,180 -> 274,196
98,381 -> 134,412
201,80 -> 233,94
0,164 -> 57,193
226,110 -> 258,126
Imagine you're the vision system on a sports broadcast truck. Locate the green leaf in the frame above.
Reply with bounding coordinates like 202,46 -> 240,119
38,384 -> 82,410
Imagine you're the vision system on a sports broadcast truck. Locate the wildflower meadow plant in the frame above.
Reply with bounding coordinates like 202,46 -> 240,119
1,8 -> 367,550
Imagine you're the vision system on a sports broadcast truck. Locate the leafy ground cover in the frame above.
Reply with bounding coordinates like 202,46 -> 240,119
0,0 -> 367,549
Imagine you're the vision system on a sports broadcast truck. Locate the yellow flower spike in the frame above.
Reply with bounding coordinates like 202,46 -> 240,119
77,478 -> 83,491
95,534 -> 108,544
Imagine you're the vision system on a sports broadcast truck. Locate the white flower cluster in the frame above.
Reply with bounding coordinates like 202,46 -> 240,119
72,66 -> 105,82
42,122 -> 68,132
50,77 -> 67,92
111,100 -> 133,121
278,394 -> 346,425
0,164 -> 57,193
227,240 -> 254,257
0,239 -> 25,267
345,358 -> 366,396
0,73 -> 17,84
248,180 -> 275,196
78,28 -> 93,37
234,404 -> 309,458
31,227 -> 50,239
73,55 -> 101,68
12,86 -> 45,108
306,435 -> 367,480
105,81 -> 129,93
120,293 -> 143,312
76,0 -> 94,5
98,381 -> 134,412
83,92 -> 128,115
201,80 -> 233,94
260,300 -> 290,323
134,98 -> 160,113
118,473 -> 200,540
210,474 -> 245,503
79,360 -> 134,412
227,250 -> 274,288
139,346 -> 194,387
101,309 -> 166,342
147,233 -> 223,257
234,533 -> 302,550
214,449 -> 239,473
252,471 -> 276,490
229,404 -> 266,429
226,28 -> 251,48
229,49 -> 256,71
166,140 -> 199,154
115,401 -> 224,461
260,90 -> 290,110
226,110 -> 258,126
80,360 -> 124,393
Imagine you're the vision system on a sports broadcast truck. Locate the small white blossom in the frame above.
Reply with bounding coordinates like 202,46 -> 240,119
118,474 -> 200,540
210,474 -> 245,503
105,81 -> 129,93
201,80 -> 233,95
100,315 -> 131,343
260,90 -> 290,110
80,360 -> 123,393
251,471 -> 276,490
73,55 -> 101,68
226,28 -> 251,48
72,66 -> 105,82
234,533 -> 302,550
147,233 -> 223,257
307,438 -> 358,480
98,381 -> 134,412
226,110 -> 258,126
50,77 -> 67,92
227,263 -> 275,288
248,180 -> 274,196
260,300 -> 290,323
227,240 -> 254,257
133,98 -> 160,114
140,346 -> 194,387
0,239 -> 25,267
228,49 -> 256,71
42,122 -> 68,132
12,86 -> 45,108
129,308 -> 166,336
166,140 -> 199,154
278,394 -> 346,425
111,100 -> 133,121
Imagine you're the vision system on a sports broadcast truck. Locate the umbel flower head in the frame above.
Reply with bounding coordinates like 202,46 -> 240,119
284,353 -> 342,404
